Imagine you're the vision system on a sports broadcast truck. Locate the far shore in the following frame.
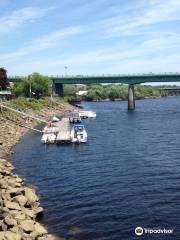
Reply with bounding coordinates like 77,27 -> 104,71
81,95 -> 163,102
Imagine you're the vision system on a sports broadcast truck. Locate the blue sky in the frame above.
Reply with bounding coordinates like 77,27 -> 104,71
1,0 -> 180,76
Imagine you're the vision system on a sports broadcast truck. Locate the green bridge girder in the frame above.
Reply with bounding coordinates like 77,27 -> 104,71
8,73 -> 180,85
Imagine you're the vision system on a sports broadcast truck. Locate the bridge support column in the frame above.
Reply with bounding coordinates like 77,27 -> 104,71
54,83 -> 64,97
128,84 -> 135,110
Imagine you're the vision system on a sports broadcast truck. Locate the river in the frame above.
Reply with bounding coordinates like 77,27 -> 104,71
12,96 -> 180,240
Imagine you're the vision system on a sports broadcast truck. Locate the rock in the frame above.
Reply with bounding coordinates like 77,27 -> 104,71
0,208 -> 5,220
23,208 -> 36,219
4,201 -> 21,210
34,222 -> 47,235
38,234 -> 64,240
34,206 -> 44,218
4,231 -> 21,240
7,178 -> 22,188
0,220 -> 8,231
4,215 -> 17,226
22,232 -> 34,240
7,187 -> 24,198
9,225 -> 20,233
14,177 -> 23,184
0,232 -> 5,239
12,211 -> 26,221
13,195 -> 27,206
24,188 -> 39,203
20,219 -> 35,232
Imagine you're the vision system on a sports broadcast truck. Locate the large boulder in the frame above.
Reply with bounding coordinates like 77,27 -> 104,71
4,231 -> 21,240
24,188 -> 39,203
4,215 -> 17,226
20,219 -> 35,232
34,222 -> 47,235
4,201 -> 21,210
7,187 -> 24,198
13,195 -> 27,206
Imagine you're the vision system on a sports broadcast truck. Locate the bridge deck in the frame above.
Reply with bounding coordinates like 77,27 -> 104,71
8,73 -> 180,84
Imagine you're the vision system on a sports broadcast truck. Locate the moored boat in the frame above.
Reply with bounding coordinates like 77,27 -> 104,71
71,124 -> 87,143
79,110 -> 96,118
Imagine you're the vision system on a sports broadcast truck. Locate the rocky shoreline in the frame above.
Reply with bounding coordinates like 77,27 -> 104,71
0,101 -> 74,240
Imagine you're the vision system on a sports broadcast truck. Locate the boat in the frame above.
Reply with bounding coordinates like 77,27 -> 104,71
41,133 -> 56,144
79,111 -> 96,118
71,124 -> 87,143
69,116 -> 81,123
52,116 -> 60,122
69,112 -> 81,123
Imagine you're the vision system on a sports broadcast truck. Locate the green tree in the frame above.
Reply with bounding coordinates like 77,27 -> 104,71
12,73 -> 52,98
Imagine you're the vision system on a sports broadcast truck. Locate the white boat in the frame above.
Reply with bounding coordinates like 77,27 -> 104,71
71,125 -> 87,143
52,116 -> 60,122
41,133 -> 56,144
79,111 -> 96,118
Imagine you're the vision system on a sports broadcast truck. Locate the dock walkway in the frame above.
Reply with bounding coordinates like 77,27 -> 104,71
42,117 -> 71,144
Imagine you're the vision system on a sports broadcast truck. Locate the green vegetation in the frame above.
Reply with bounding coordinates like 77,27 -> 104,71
10,72 -> 168,102
63,85 -> 78,96
83,84 -> 167,101
12,73 -> 52,98
7,97 -> 65,111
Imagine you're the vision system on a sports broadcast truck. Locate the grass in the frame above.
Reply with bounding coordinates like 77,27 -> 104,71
6,97 -> 66,111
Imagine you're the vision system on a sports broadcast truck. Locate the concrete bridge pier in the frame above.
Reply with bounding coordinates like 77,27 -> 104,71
54,83 -> 64,97
128,84 -> 135,110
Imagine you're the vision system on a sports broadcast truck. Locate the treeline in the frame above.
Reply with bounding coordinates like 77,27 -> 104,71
83,84 -> 168,101
11,72 -> 168,101
12,73 -> 52,98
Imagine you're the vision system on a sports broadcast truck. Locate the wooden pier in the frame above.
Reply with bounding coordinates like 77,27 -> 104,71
56,118 -> 71,144
42,117 -> 71,144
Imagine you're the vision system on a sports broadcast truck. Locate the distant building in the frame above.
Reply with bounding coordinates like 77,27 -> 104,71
0,90 -> 13,100
76,90 -> 88,96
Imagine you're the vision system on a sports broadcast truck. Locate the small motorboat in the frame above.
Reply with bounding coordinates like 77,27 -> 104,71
79,111 -> 96,118
71,124 -> 87,143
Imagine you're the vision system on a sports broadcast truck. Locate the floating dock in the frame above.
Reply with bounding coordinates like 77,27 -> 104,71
56,118 -> 71,144
42,117 -> 71,144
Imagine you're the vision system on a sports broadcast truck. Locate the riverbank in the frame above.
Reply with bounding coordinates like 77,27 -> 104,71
0,99 -> 74,240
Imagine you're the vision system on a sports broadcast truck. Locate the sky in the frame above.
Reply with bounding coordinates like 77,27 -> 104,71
1,0 -> 180,76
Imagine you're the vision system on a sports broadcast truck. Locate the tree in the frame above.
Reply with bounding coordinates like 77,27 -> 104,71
12,73 -> 52,98
0,68 -> 9,90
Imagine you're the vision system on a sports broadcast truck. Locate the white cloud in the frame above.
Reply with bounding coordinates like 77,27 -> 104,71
0,6 -> 54,34
102,0 -> 180,36
0,26 -> 84,62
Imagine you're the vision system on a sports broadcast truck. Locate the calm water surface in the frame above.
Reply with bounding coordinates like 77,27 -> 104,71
12,97 -> 180,240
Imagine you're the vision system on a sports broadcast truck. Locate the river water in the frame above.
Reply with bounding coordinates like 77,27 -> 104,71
12,97 -> 180,240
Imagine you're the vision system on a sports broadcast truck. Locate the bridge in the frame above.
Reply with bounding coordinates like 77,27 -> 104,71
159,87 -> 180,95
8,73 -> 180,110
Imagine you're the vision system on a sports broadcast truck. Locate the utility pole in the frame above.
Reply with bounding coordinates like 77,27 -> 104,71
29,82 -> 32,98
64,66 -> 68,76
